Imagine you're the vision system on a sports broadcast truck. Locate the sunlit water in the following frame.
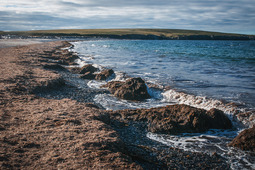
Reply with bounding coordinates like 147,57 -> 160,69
71,40 -> 255,169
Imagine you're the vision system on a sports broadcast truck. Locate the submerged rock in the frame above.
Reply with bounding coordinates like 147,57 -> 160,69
80,64 -> 98,74
107,104 -> 232,134
95,69 -> 114,80
228,126 -> 255,152
103,77 -> 151,101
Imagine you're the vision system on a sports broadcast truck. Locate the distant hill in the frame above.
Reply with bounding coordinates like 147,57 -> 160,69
1,29 -> 254,40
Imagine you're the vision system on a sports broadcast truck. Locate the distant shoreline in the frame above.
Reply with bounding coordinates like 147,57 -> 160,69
1,29 -> 254,40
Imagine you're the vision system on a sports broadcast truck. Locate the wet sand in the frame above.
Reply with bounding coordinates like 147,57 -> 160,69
0,40 -> 231,169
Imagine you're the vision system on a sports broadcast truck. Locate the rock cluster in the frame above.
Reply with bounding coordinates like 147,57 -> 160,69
103,77 -> 151,101
78,64 -> 114,81
43,48 -> 79,66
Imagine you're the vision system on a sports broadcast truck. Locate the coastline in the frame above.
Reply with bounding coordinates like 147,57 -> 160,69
0,40 -> 248,169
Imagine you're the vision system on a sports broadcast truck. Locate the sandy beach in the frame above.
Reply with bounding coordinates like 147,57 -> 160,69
0,40 -> 236,169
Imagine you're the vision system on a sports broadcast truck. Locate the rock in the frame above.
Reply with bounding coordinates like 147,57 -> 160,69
80,64 -> 98,74
43,64 -> 67,71
84,103 -> 100,109
95,69 -> 114,80
58,60 -> 69,65
80,72 -> 95,80
108,104 -> 232,134
148,105 -> 232,134
63,53 -> 79,62
69,67 -> 82,74
104,77 -> 151,101
228,126 -> 255,152
101,81 -> 125,93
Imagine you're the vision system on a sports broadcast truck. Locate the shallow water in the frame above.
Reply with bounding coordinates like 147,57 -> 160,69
71,40 -> 255,169
73,40 -> 255,111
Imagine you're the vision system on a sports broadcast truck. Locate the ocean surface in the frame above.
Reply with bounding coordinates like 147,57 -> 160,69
71,40 -> 255,169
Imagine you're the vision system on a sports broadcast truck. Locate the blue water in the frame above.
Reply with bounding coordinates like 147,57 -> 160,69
73,40 -> 255,110
72,40 -> 255,169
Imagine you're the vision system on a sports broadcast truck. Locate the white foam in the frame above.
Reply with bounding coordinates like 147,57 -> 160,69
87,80 -> 107,89
75,58 -> 87,67
94,93 -> 169,111
113,71 -> 129,81
162,89 -> 240,114
147,130 -> 255,170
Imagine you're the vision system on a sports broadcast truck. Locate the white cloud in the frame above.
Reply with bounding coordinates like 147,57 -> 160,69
0,0 -> 255,34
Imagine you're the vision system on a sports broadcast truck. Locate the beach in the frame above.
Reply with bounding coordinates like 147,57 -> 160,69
1,39 -> 253,169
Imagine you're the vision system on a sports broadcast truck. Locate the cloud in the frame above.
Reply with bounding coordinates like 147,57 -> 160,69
0,0 -> 255,34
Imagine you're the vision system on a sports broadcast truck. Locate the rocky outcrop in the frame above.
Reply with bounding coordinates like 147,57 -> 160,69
80,64 -> 98,74
43,49 -> 79,65
79,66 -> 114,80
103,77 -> 151,101
228,126 -> 255,152
106,104 -> 232,134
95,69 -> 114,80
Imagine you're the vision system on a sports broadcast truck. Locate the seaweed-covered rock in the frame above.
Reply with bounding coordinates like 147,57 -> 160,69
95,69 -> 114,80
104,77 -> 150,101
147,106 -> 232,134
80,64 -> 98,74
228,126 -> 255,152
80,72 -> 96,80
107,104 -> 232,134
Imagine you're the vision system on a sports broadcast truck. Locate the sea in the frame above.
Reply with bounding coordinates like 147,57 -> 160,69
70,39 -> 255,169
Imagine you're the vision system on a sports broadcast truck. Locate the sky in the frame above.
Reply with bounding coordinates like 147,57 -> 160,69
1,0 -> 255,34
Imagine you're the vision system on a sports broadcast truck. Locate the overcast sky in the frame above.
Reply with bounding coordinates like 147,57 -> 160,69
1,0 -> 255,34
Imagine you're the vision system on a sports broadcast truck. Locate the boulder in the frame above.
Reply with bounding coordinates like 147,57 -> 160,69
104,77 -> 151,101
102,81 -> 124,93
228,126 -> 255,152
80,72 -> 95,80
147,106 -> 232,134
80,64 -> 98,74
107,104 -> 232,134
95,69 -> 114,80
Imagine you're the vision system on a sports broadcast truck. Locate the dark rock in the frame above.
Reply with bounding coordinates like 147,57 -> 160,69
108,104 -> 232,134
32,77 -> 66,93
102,81 -> 125,93
80,64 -> 98,74
43,64 -> 67,71
80,72 -> 96,80
84,103 -> 100,109
58,60 -> 69,65
148,105 -> 232,134
23,143 -> 41,148
69,67 -> 82,74
63,53 -> 79,62
104,77 -> 151,101
228,125 -> 255,152
95,69 -> 114,80
66,119 -> 82,126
